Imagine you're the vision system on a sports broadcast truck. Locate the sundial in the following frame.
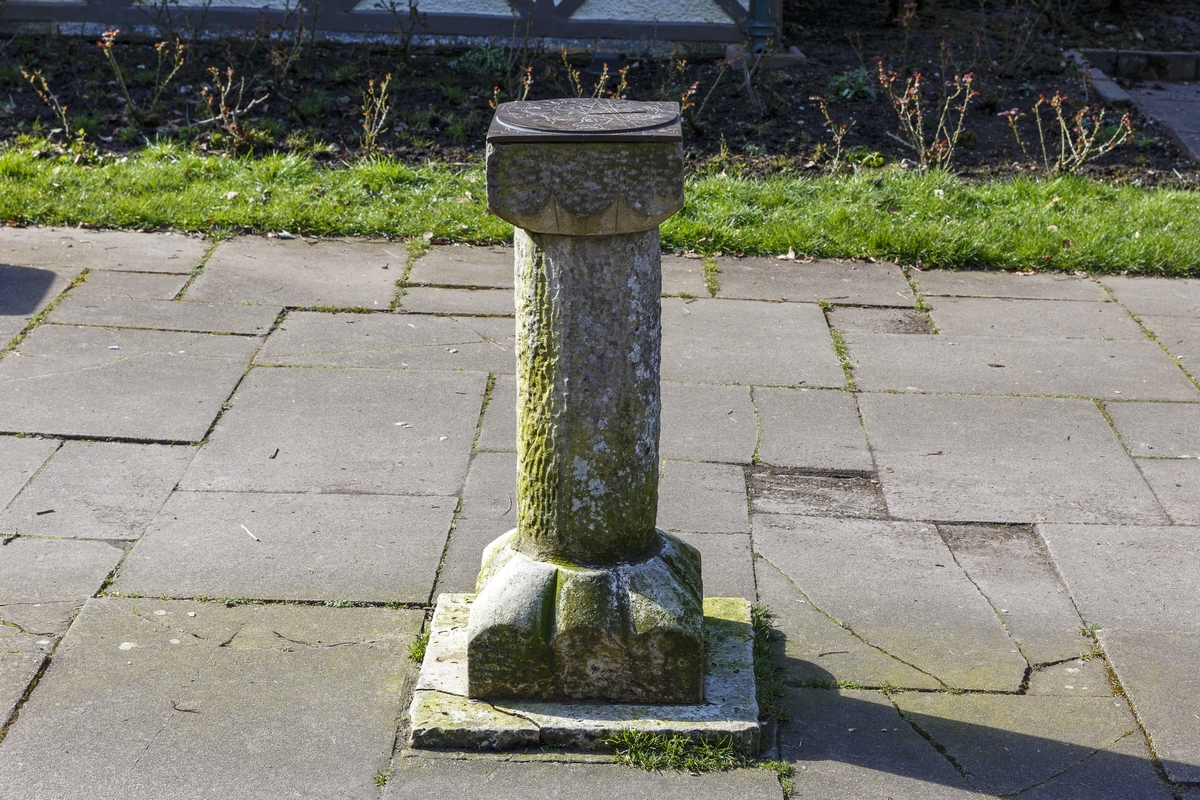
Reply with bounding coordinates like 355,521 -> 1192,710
487,98 -> 682,142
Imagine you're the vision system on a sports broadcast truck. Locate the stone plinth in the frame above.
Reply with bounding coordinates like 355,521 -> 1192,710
410,594 -> 760,754
464,98 -> 703,705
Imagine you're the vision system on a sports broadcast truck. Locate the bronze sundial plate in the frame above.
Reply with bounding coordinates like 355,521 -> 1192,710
487,99 -> 682,143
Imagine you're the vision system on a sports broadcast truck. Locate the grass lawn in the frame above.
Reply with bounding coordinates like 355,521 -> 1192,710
1,143 -> 1197,276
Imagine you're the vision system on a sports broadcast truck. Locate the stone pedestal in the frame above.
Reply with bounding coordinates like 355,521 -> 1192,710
466,99 -> 703,704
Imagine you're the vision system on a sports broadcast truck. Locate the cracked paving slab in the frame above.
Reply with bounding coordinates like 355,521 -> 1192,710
660,382 -> 757,463
752,387 -> 873,473
0,435 -> 59,508
256,311 -> 514,372
406,244 -> 513,289
755,515 -> 1027,690
755,556 -> 941,690
1024,656 -> 1113,698
0,598 -> 422,800
780,688 -> 988,799
0,441 -> 195,541
180,367 -> 486,495
924,297 -> 1147,341
1104,401 -> 1200,458
1097,629 -> 1200,783
713,257 -> 914,307
892,693 -> 1160,798
113,491 -> 455,603
937,524 -> 1093,666
0,325 -> 262,441
0,538 -> 124,723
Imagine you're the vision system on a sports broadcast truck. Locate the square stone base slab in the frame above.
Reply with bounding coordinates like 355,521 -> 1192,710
409,594 -> 760,755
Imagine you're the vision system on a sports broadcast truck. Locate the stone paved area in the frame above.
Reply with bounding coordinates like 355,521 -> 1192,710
2,228 -> 1199,798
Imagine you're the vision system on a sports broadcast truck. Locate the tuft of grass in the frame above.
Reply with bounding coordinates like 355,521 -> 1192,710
604,730 -> 747,773
702,255 -> 720,297
751,603 -> 789,724
373,769 -> 391,786
759,759 -> 795,798
408,629 -> 430,663
0,145 -> 1197,274
323,599 -> 356,608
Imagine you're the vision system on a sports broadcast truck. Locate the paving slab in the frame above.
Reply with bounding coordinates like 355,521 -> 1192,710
0,325 -> 261,441
114,491 -> 455,603
714,258 -> 914,307
661,254 -> 710,297
408,595 -> 759,754
0,263 -> 80,339
779,688 -> 986,799
0,598 -> 422,800
1098,628 -> 1200,783
434,452 -> 517,594
662,298 -> 844,387
747,469 -> 887,518
1105,401 -> 1200,457
1039,524 -> 1200,632
180,367 -> 486,495
1016,729 -> 1173,800
915,270 -> 1107,301
926,296 -> 1145,340
0,435 -> 58,508
1025,657 -> 1113,697
399,287 -> 514,316
845,331 -> 1197,400
1137,458 -> 1200,524
660,381 -> 756,463
0,442 -> 194,540
752,387 -> 872,472
755,557 -> 942,690
406,244 -> 512,288
674,532 -> 756,599
187,236 -> 401,308
827,305 -> 933,334
1142,313 -> 1200,374
657,460 -> 750,533
937,524 -> 1092,666
0,536 -> 123,716
755,515 -> 1026,690
892,693 -> 1143,797
859,394 -> 1169,524
476,373 -> 516,451
0,226 -> 208,273
48,295 -> 279,334
255,310 -> 513,373
1104,275 -> 1200,318
69,270 -> 189,300
0,537 -> 123,606
383,757 -> 783,800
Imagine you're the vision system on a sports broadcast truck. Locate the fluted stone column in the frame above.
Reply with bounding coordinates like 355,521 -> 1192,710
467,99 -> 703,704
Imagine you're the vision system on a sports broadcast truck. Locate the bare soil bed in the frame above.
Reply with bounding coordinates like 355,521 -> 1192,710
0,0 -> 1197,185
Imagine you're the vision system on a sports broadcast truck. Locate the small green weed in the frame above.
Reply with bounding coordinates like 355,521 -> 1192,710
373,769 -> 391,786
605,730 -> 747,773
323,599 -> 356,608
702,256 -> 720,297
829,66 -> 876,102
408,629 -> 430,662
759,760 -> 795,797
751,603 -> 788,724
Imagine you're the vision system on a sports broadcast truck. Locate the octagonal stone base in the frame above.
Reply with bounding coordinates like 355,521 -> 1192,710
466,529 -> 703,703
409,594 -> 759,755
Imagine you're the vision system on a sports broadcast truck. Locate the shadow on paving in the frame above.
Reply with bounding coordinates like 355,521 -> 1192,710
775,652 -> 1174,798
0,264 -> 58,316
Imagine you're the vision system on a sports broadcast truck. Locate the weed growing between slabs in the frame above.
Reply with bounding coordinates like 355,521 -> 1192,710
1,144 -> 1198,274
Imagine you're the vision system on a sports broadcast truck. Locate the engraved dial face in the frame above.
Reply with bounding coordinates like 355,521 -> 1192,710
495,99 -> 679,134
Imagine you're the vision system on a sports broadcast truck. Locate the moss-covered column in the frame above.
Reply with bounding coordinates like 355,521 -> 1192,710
514,228 -> 661,565
467,99 -> 704,704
